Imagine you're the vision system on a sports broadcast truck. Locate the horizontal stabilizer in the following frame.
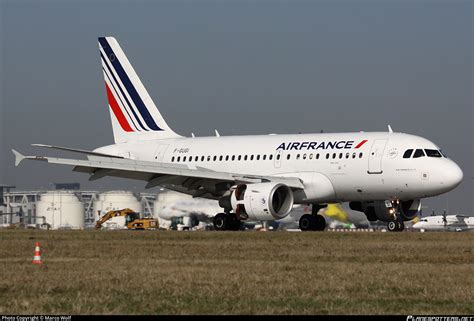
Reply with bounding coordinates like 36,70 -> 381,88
31,144 -> 124,159
12,149 -> 26,167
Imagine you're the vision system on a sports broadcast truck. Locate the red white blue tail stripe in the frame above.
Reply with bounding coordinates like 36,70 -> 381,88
99,37 -> 162,132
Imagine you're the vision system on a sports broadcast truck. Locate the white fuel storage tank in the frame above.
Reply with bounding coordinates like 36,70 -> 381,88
36,191 -> 84,229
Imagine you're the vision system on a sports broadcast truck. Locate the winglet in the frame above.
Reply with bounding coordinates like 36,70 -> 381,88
12,149 -> 26,167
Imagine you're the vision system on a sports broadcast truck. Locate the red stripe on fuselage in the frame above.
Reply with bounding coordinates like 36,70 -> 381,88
355,139 -> 368,149
105,82 -> 134,132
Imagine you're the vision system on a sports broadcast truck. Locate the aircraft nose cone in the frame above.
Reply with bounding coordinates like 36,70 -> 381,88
446,161 -> 463,189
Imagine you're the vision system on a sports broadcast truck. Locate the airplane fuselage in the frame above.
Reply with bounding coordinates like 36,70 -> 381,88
95,131 -> 463,204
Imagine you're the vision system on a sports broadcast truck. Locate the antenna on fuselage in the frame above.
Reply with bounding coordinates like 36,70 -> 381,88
388,125 -> 393,133
214,129 -> 220,137
191,133 -> 195,138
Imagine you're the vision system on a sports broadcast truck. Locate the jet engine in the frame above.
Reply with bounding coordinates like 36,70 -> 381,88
230,183 -> 294,221
349,199 -> 421,222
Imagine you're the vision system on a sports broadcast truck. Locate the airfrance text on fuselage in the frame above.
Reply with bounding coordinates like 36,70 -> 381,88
276,140 -> 367,151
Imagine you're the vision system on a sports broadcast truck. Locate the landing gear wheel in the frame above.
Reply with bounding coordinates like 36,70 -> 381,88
314,215 -> 326,231
387,220 -> 404,232
299,214 -> 313,231
398,221 -> 405,232
213,213 -> 228,231
227,214 -> 242,231
387,221 -> 397,232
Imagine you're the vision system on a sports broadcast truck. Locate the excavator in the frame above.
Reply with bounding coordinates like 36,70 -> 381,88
95,208 -> 158,230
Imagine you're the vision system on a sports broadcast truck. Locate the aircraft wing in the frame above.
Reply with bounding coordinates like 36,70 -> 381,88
12,149 -> 304,197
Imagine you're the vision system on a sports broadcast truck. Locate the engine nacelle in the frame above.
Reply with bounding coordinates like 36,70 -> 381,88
350,199 -> 421,222
230,183 -> 294,221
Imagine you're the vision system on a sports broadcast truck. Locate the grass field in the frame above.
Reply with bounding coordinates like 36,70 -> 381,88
0,230 -> 472,315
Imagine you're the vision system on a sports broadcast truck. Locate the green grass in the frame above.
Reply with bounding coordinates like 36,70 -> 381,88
0,230 -> 472,315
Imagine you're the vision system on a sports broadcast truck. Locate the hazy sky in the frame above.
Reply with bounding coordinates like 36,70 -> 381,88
0,0 -> 472,214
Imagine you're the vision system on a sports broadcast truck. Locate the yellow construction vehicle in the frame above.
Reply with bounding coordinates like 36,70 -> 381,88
95,208 -> 158,230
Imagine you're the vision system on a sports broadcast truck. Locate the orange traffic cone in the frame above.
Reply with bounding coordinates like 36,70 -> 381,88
32,242 -> 43,264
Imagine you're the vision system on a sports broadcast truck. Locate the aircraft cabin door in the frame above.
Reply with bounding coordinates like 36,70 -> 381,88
154,144 -> 169,162
367,139 -> 387,174
274,150 -> 282,168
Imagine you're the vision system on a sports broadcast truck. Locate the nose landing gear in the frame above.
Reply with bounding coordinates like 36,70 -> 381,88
387,220 -> 405,232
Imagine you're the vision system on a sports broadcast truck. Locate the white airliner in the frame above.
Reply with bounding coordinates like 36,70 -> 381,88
12,37 -> 463,232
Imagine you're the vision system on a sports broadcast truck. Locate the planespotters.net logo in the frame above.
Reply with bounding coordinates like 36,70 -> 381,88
407,316 -> 474,321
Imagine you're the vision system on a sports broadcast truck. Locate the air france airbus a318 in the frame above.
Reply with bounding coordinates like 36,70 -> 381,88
12,37 -> 464,232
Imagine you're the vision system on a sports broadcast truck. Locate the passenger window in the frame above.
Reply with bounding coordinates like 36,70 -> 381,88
413,149 -> 425,158
219,155 -> 223,161
256,155 -> 260,160
244,155 -> 248,161
225,155 -> 229,161
359,152 -> 363,158
238,155 -> 242,161
332,153 -> 336,159
303,154 -> 307,160
183,156 -> 186,162
201,156 -> 205,162
263,155 -> 266,160
345,153 -> 349,159
352,153 -> 356,159
177,157 -> 181,162
171,156 -> 175,162
270,154 -> 274,160
189,157 -> 192,162
297,154 -> 301,160
287,154 -> 291,160
403,149 -> 413,159
232,155 -> 236,161
309,154 -> 313,160
326,154 -> 330,159
425,149 -> 442,158
213,156 -> 217,161
339,153 -> 343,159
195,156 -> 198,161
250,155 -> 254,161
207,156 -> 211,161
316,154 -> 320,160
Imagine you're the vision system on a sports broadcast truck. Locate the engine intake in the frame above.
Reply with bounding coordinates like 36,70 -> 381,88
230,183 -> 294,221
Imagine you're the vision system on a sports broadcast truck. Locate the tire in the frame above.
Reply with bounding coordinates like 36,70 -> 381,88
213,213 -> 228,231
387,221 -> 398,232
314,215 -> 326,231
299,214 -> 313,231
227,214 -> 241,231
398,221 -> 405,232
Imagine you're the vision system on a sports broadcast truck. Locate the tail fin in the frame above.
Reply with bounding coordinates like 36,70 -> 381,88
98,37 -> 181,143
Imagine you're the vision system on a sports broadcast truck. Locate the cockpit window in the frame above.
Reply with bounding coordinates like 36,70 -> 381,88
439,150 -> 447,158
413,149 -> 425,158
425,149 -> 442,158
403,149 -> 413,159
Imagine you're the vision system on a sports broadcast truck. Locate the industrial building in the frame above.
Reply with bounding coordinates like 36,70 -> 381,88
0,186 -> 161,230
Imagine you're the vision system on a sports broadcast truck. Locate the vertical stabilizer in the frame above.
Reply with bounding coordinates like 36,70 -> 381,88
98,37 -> 181,143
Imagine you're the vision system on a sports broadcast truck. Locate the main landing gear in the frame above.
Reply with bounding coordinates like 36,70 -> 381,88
299,204 -> 327,231
213,213 -> 242,231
